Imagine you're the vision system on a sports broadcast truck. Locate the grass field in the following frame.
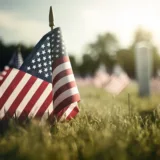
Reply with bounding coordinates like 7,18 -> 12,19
0,85 -> 160,160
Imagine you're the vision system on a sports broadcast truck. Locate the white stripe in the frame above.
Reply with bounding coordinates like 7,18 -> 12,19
52,62 -> 71,80
0,69 -> 19,98
18,53 -> 23,68
28,83 -> 52,118
54,87 -> 79,107
59,102 -> 77,121
16,78 -> 43,117
41,101 -> 54,122
53,74 -> 75,93
0,73 -> 31,118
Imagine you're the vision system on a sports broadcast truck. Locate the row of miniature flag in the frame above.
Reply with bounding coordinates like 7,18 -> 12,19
76,69 -> 130,95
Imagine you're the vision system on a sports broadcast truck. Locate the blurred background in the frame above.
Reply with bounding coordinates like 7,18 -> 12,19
0,0 -> 160,95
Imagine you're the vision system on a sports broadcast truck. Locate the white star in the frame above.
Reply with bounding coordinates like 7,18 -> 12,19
33,65 -> 36,69
47,43 -> 50,47
62,51 -> 65,54
2,71 -> 6,76
39,70 -> 42,74
49,61 -> 51,65
36,52 -> 40,56
45,73 -> 49,77
44,62 -> 47,66
4,66 -> 9,70
48,49 -> 51,53
56,50 -> 59,53
37,58 -> 41,62
27,66 -> 31,70
32,59 -> 35,63
57,40 -> 60,42
56,54 -> 59,58
50,67 -> 52,70
38,64 -> 42,68
57,34 -> 60,38
43,57 -> 46,60
52,44 -> 54,47
56,44 -> 60,48
41,44 -> 45,48
42,50 -> 46,54
52,34 -> 54,37
58,30 -> 60,33
48,55 -> 51,59
44,68 -> 48,72
47,37 -> 50,40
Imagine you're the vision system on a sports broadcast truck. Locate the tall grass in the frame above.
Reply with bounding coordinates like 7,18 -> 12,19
0,85 -> 160,160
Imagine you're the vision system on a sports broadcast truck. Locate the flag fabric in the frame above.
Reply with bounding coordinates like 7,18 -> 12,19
105,73 -> 130,95
0,50 -> 23,80
0,27 -> 80,121
8,50 -> 23,69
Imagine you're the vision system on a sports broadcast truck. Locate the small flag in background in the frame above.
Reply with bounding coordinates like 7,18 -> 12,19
8,49 -> 23,69
0,27 -> 80,121
0,49 -> 23,84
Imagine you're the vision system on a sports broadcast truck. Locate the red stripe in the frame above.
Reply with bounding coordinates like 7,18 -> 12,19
49,104 -> 79,121
0,70 -> 25,110
19,81 -> 49,120
0,68 -> 12,86
53,81 -> 77,100
55,105 -> 70,120
53,94 -> 80,115
52,68 -> 73,86
4,76 -> 37,118
35,92 -> 53,118
66,106 -> 79,120
52,56 -> 69,70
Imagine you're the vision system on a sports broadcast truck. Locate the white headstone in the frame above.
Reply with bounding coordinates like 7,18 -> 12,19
135,42 -> 152,96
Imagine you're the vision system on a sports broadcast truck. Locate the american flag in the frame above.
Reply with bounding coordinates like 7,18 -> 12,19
8,50 -> 23,69
0,50 -> 23,82
0,27 -> 80,121
105,73 -> 130,95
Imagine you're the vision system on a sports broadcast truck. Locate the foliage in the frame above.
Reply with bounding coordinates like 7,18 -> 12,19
86,33 -> 119,74
0,86 -> 160,160
0,28 -> 160,77
0,40 -> 33,71
117,49 -> 135,78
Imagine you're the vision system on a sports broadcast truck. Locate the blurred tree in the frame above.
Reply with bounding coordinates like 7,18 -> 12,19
152,47 -> 160,77
0,40 -> 33,71
117,49 -> 135,78
69,55 -> 78,75
86,33 -> 119,73
0,40 -> 16,70
131,27 -> 152,48
78,54 -> 99,77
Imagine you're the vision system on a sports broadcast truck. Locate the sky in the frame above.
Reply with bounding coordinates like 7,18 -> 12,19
0,0 -> 160,56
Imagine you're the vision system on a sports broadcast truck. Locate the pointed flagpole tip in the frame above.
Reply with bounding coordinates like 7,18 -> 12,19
49,6 -> 54,30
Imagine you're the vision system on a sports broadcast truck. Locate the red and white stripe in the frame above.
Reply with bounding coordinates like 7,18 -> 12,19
105,73 -> 130,95
0,56 -> 80,121
0,68 -> 53,120
51,56 -> 80,120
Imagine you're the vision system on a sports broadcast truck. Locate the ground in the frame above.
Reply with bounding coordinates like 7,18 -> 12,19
0,84 -> 160,160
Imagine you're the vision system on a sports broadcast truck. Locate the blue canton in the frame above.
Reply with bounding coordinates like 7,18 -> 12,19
20,27 -> 67,82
